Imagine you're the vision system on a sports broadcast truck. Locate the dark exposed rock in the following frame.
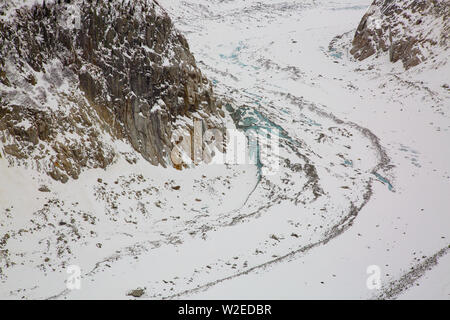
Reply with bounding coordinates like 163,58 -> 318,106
38,185 -> 51,192
351,0 -> 449,69
0,0 -> 224,181
127,287 -> 145,298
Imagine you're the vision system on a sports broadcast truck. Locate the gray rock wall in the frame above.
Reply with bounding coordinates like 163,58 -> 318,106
0,0 -> 225,181
351,0 -> 449,69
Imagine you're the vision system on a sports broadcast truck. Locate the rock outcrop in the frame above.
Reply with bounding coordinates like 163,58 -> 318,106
0,0 -> 224,182
351,0 -> 449,69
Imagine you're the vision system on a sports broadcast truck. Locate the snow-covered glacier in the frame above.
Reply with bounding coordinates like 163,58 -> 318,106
0,0 -> 449,299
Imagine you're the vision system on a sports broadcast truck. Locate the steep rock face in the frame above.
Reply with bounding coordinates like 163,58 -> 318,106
351,0 -> 449,69
0,0 -> 224,182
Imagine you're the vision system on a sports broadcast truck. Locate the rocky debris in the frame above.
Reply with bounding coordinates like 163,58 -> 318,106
270,234 -> 280,242
127,287 -> 145,298
0,0 -> 225,182
351,0 -> 449,69
38,185 -> 51,192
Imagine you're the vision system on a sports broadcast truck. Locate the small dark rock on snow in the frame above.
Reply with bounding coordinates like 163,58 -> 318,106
127,288 -> 145,298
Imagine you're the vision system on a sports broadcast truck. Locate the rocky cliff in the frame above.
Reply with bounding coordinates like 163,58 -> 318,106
0,0 -> 225,182
351,0 -> 449,69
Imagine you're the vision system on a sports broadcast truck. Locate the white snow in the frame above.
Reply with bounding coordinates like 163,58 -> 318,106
0,0 -> 449,300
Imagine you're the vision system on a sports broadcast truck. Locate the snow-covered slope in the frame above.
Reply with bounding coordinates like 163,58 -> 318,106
0,0 -> 449,300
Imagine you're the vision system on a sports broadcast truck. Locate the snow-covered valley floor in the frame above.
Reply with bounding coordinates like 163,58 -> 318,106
0,0 -> 449,299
